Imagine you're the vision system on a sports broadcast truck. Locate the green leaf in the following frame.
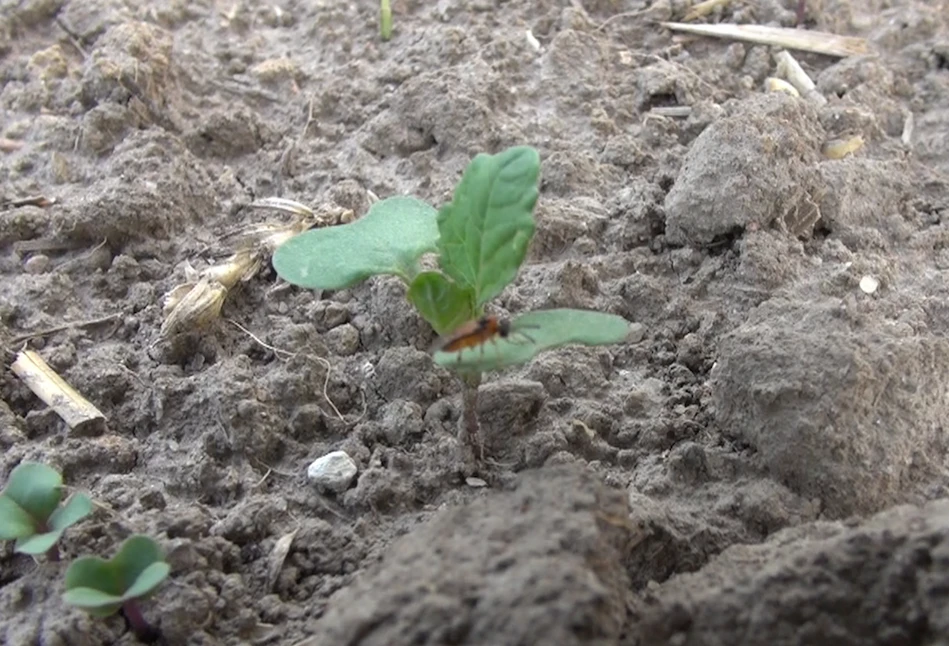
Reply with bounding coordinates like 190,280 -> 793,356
0,495 -> 36,539
406,271 -> 475,335
63,535 -> 169,615
437,146 -> 540,307
125,562 -> 171,600
433,309 -> 632,372
62,587 -> 124,616
3,462 -> 63,522
111,535 -> 167,593
15,529 -> 63,555
48,493 -> 93,532
273,196 -> 438,290
65,555 -> 127,598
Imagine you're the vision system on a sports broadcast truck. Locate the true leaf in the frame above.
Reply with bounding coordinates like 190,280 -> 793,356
437,146 -> 540,307
406,271 -> 475,336
433,308 -> 633,372
273,196 -> 438,290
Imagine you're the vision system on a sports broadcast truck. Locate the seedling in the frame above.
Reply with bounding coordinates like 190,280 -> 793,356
63,534 -> 170,644
380,0 -> 392,40
273,146 -> 632,464
0,462 -> 92,560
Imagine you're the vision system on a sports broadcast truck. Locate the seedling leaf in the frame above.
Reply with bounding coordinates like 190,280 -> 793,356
433,308 -> 632,372
3,462 -> 63,522
437,146 -> 540,307
273,196 -> 438,290
111,535 -> 166,592
0,496 -> 35,539
65,556 -> 127,597
16,529 -> 63,555
63,534 -> 170,617
48,493 -> 93,531
62,587 -> 125,616
406,271 -> 476,335
125,562 -> 172,600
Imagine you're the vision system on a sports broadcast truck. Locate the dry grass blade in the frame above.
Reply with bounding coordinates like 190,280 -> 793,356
249,196 -> 314,218
200,249 -> 262,289
11,350 -> 107,433
661,22 -> 869,58
267,529 -> 298,592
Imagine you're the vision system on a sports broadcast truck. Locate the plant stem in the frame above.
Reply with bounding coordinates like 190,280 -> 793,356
121,600 -> 161,644
45,543 -> 60,562
457,372 -> 482,474
379,0 -> 392,40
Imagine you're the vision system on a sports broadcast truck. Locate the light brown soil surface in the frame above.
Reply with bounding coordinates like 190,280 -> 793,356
2,0 -> 949,644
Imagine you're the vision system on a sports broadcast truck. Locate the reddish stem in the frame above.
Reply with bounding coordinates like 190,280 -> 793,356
457,372 -> 482,474
45,543 -> 60,562
121,600 -> 162,644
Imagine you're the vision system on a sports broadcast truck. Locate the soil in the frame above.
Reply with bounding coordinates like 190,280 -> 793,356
1,0 -> 948,645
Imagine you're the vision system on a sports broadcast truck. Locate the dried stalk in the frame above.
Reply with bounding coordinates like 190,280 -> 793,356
661,22 -> 868,58
11,350 -> 106,433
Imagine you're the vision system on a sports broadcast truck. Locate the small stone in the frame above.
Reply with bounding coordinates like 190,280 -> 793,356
859,275 -> 879,294
627,322 -> 646,344
466,477 -> 488,488
24,254 -> 50,274
307,451 -> 357,493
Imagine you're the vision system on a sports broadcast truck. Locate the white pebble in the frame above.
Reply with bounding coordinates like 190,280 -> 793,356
24,254 -> 50,274
306,451 -> 357,493
859,275 -> 879,294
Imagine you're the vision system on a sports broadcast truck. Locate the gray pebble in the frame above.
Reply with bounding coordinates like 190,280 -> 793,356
24,254 -> 50,274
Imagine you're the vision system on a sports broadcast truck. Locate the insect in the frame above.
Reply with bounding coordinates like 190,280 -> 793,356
431,315 -> 537,365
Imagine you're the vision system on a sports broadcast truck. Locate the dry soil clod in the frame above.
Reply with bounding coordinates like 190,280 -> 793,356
11,349 -> 107,434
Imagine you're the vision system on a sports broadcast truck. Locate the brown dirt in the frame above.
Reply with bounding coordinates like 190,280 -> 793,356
1,0 -> 948,645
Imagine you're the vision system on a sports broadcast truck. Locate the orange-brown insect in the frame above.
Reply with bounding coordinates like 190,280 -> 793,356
431,315 -> 536,362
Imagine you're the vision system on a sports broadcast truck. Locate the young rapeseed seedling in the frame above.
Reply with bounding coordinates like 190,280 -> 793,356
273,146 -> 631,463
63,534 -> 171,644
0,462 -> 92,561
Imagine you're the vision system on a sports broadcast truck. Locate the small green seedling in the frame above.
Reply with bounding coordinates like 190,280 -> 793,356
0,462 -> 92,560
380,0 -> 392,40
64,534 -> 170,644
273,145 -> 632,462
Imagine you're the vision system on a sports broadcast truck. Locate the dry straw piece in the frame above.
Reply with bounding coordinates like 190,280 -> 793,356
774,50 -> 826,106
158,200 -> 355,340
661,22 -> 869,58
11,350 -> 107,433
